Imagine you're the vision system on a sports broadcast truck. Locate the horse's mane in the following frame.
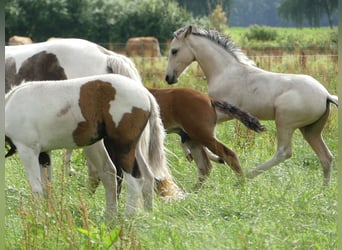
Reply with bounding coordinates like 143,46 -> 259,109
105,51 -> 142,83
176,26 -> 255,66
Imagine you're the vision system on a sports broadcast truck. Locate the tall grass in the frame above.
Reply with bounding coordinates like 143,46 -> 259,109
5,50 -> 338,249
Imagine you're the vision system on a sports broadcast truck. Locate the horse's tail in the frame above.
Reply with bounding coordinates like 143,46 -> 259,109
5,136 -> 17,158
106,53 -> 142,82
143,92 -> 183,198
212,100 -> 266,132
145,92 -> 166,172
328,94 -> 338,107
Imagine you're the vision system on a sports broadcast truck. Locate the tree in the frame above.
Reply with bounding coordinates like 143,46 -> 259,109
5,0 -> 89,41
110,0 -> 191,44
177,0 -> 231,20
208,4 -> 228,31
5,0 -> 192,44
278,0 -> 338,29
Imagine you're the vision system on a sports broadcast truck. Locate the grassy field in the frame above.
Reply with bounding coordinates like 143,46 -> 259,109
5,29 -> 338,249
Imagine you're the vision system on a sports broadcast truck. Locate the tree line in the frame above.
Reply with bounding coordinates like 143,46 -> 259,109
5,0 -> 338,44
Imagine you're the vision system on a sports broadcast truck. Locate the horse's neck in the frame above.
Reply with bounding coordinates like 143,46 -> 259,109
188,36 -> 242,82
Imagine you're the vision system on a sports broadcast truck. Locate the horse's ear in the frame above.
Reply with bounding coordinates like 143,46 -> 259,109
185,25 -> 193,38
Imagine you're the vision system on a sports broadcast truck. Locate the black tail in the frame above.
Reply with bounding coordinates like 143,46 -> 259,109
212,100 -> 266,132
5,136 -> 17,158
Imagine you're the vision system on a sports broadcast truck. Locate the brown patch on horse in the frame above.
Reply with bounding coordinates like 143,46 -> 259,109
19,51 -> 67,81
5,57 -> 17,93
75,80 -> 149,175
5,51 -> 67,93
73,80 -> 115,146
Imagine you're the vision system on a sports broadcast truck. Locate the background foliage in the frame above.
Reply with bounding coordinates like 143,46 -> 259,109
5,0 -> 191,43
5,0 -> 338,43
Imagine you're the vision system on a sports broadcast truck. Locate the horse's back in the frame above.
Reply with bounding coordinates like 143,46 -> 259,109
5,75 -> 151,150
5,39 -> 109,79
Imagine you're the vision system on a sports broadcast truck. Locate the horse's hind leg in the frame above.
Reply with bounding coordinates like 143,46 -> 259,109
124,172 -> 144,215
83,141 -> 118,220
300,107 -> 333,185
204,147 -> 225,163
202,138 -> 244,180
135,143 -> 154,211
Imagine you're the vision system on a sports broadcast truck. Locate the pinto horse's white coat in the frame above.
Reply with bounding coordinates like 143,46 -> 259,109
5,39 -> 182,208
5,74 -> 159,218
165,25 -> 338,185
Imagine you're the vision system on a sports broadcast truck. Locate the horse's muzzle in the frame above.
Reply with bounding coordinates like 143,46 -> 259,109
165,74 -> 178,84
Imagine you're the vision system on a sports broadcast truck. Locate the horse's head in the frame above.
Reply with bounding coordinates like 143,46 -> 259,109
165,25 -> 195,84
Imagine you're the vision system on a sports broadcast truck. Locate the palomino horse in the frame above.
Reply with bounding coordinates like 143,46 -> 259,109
148,87 -> 265,187
5,74 -> 161,218
165,25 -> 338,185
5,38 -> 181,200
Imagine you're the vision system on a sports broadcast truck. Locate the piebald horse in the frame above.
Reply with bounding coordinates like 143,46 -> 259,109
5,38 -> 182,200
165,25 -> 338,185
5,74 -> 161,218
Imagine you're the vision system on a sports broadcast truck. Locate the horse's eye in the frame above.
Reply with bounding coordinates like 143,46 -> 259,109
171,49 -> 178,55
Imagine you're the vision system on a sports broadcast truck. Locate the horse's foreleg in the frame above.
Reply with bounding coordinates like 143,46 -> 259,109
184,140 -> 213,189
86,160 -> 101,195
246,127 -> 294,179
180,142 -> 193,162
64,149 -> 76,176
16,144 -> 43,194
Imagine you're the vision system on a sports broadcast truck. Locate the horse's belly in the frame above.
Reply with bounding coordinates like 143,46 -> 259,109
6,110 -> 84,151
39,130 -> 79,151
242,104 -> 275,120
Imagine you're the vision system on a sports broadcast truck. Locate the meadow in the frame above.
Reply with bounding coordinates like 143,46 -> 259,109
5,29 -> 338,249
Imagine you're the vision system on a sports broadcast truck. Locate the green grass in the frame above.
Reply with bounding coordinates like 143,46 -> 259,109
5,35 -> 338,249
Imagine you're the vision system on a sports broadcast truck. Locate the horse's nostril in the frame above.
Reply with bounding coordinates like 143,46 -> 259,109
165,75 -> 169,82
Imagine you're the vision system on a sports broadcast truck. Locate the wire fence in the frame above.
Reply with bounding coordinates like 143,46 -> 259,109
131,53 -> 338,96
